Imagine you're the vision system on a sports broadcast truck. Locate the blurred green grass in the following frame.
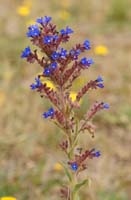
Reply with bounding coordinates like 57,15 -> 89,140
0,0 -> 131,199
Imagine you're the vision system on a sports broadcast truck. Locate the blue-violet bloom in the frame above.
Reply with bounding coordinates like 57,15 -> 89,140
21,47 -> 31,58
43,35 -> 53,44
36,16 -> 52,24
95,151 -> 101,157
81,57 -> 94,66
83,39 -> 91,50
103,103 -> 110,109
51,52 -> 60,60
70,49 -> 81,60
30,77 -> 42,90
53,35 -> 59,41
51,62 -> 57,69
27,25 -> 40,37
44,68 -> 51,76
43,107 -> 54,118
97,83 -> 104,88
96,75 -> 103,83
60,26 -> 74,35
48,107 -> 54,116
71,163 -> 78,171
60,48 -> 67,58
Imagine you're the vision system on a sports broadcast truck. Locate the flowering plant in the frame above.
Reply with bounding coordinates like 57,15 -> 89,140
21,16 -> 109,200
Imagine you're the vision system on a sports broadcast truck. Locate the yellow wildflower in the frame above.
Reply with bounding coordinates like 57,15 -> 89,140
94,45 -> 109,56
54,163 -> 63,171
58,10 -> 70,21
16,5 -> 30,16
0,91 -> 6,107
39,77 -> 56,90
70,91 -> 82,104
70,91 -> 77,102
1,197 -> 16,200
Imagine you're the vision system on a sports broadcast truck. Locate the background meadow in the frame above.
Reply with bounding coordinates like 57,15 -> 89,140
0,0 -> 131,199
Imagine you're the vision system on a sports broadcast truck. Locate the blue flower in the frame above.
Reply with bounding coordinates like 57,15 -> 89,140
71,162 -> 78,171
30,83 -> 37,90
42,107 -> 54,118
103,103 -> 110,109
60,26 -> 74,35
44,68 -> 51,76
83,39 -> 91,50
51,62 -> 57,69
27,25 -> 40,37
87,58 -> 94,65
76,49 -> 81,56
48,107 -> 54,116
43,35 -> 53,44
95,151 -> 101,157
80,57 -> 94,66
51,52 -> 60,60
43,112 -> 49,118
81,57 -> 87,65
70,49 -> 81,60
96,75 -> 103,82
60,48 -> 67,58
97,83 -> 104,88
36,16 -> 52,24
53,35 -> 59,41
21,47 -> 31,58
30,77 -> 42,90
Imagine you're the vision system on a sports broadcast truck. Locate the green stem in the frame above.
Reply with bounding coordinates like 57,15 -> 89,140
69,172 -> 80,200
59,86 -> 80,200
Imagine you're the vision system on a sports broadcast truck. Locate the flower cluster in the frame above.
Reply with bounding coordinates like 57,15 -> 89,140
69,148 -> 101,172
21,16 -> 110,199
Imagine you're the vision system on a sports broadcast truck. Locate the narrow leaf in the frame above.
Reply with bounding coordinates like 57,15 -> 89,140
61,163 -> 72,182
73,179 -> 89,194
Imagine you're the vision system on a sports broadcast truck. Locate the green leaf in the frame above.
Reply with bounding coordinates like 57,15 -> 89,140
76,195 -> 80,200
73,179 -> 89,194
61,163 -> 72,182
